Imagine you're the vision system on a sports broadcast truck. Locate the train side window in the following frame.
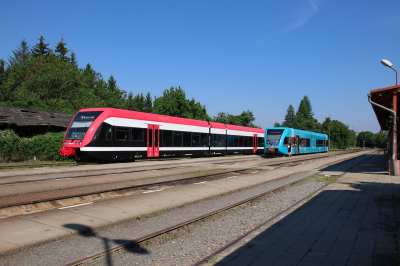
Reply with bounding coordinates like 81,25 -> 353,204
192,133 -> 200,147
200,133 -> 208,147
131,128 -> 144,141
116,126 -> 130,141
258,137 -> 264,147
212,134 -> 226,147
300,138 -> 311,147
243,137 -> 249,147
131,128 -> 146,147
173,131 -> 183,147
94,123 -> 112,141
316,139 -> 324,147
239,136 -> 243,147
163,130 -> 173,147
233,136 -> 239,147
183,132 -> 191,146
283,137 -> 288,144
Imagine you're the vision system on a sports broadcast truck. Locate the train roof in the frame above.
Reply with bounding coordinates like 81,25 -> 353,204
266,127 -> 328,137
76,108 -> 264,133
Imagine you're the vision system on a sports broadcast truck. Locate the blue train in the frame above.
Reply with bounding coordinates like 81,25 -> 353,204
264,127 -> 328,156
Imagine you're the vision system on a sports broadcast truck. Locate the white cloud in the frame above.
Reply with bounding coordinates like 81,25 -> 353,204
284,0 -> 320,31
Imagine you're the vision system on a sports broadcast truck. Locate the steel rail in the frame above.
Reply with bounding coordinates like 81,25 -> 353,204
63,152 -> 376,266
0,150 -> 367,210
0,149 -> 359,186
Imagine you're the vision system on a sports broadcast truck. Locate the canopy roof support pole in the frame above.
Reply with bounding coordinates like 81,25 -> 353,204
368,94 -> 397,175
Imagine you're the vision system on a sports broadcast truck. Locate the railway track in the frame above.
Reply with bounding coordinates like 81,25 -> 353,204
64,150 -> 376,266
0,149 -> 370,219
0,149 -> 359,185
0,161 -> 76,170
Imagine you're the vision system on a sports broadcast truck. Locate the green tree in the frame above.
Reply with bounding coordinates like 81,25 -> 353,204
295,97 -> 314,131
55,36 -> 70,62
133,92 -> 145,111
329,120 -> 352,149
144,92 -> 153,113
8,38 -> 30,67
274,122 -> 281,127
356,131 -> 375,148
31,35 -> 52,57
213,110 -> 258,127
153,86 -> 211,121
125,92 -> 135,110
0,55 -> 105,112
105,74 -> 126,108
372,131 -> 388,148
69,51 -> 77,66
281,104 -> 296,128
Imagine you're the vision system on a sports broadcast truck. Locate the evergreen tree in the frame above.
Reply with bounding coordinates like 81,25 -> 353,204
303,95 -> 314,118
0,59 -> 4,77
281,104 -> 296,128
295,96 -> 314,131
31,35 -> 52,57
8,38 -> 30,67
125,92 -> 135,110
55,36 -> 70,61
105,74 -> 126,108
144,92 -> 153,113
69,51 -> 77,66
0,59 -> 5,102
133,92 -> 145,111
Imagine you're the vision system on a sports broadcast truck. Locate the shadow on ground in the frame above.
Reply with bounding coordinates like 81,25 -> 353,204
215,154 -> 399,266
63,223 -> 149,265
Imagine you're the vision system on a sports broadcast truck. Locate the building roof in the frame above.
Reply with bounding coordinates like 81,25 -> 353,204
369,85 -> 400,130
0,107 -> 74,128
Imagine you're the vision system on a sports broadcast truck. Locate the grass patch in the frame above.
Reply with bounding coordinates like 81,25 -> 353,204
152,208 -> 171,216
190,170 -> 212,175
316,174 -> 337,184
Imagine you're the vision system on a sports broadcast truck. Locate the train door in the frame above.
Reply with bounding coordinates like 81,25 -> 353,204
253,134 -> 258,153
295,135 -> 300,154
147,125 -> 159,157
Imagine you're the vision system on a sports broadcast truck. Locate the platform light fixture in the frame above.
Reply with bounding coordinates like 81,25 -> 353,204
381,59 -> 398,85
329,113 -> 333,150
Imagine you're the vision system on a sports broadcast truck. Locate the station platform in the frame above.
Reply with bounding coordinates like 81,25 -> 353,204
0,150 -> 380,264
212,154 -> 399,266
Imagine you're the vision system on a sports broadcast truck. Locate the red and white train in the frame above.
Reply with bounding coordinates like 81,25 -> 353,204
60,108 -> 265,163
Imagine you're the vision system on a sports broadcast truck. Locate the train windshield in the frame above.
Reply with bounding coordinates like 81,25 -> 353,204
266,129 -> 284,145
65,111 -> 103,140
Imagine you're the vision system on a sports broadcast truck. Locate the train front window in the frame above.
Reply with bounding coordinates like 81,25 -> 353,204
66,111 -> 103,140
266,129 -> 284,145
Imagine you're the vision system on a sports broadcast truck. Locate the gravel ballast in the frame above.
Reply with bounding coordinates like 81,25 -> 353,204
0,170 -> 328,266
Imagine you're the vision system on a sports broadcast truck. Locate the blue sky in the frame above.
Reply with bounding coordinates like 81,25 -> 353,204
1,0 -> 399,133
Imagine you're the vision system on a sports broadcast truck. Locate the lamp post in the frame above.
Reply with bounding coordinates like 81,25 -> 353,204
381,59 -> 398,85
329,113 -> 333,150
353,124 -> 356,149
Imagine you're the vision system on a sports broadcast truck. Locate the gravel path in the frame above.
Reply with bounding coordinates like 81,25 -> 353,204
0,169 -> 327,266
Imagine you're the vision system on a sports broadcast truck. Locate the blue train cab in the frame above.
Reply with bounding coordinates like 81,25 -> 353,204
265,127 -> 328,156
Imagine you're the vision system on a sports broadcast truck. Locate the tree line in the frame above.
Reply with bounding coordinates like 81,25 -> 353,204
0,36 -> 257,127
274,95 -> 387,149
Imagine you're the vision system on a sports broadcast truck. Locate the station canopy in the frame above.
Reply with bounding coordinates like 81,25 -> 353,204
370,85 -> 400,131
